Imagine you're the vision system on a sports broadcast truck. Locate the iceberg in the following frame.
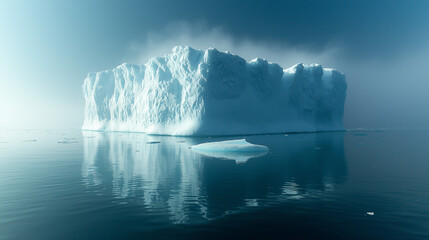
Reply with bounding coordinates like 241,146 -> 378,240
82,46 -> 347,136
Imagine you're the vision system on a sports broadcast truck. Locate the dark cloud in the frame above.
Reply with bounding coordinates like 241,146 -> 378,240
116,0 -> 429,59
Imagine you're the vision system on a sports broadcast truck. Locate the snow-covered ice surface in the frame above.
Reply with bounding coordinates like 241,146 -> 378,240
82,46 -> 347,136
191,139 -> 268,164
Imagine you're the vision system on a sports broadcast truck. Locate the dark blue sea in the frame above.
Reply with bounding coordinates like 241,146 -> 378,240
0,129 -> 428,240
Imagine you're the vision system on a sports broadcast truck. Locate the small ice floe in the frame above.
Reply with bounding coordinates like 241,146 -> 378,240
23,139 -> 37,142
284,134 -> 288,136
146,141 -> 161,144
366,212 -> 375,216
245,199 -> 259,207
191,139 -> 268,164
315,147 -> 322,150
192,139 -> 268,152
57,138 -> 79,144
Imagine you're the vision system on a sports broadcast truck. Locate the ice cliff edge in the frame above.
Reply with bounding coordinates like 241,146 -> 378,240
82,46 -> 347,135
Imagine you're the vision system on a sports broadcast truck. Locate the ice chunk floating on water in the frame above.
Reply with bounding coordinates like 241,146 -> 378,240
191,139 -> 268,164
82,46 -> 347,136
191,139 -> 269,152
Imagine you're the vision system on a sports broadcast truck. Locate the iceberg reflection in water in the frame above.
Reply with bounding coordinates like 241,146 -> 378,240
192,149 -> 268,164
82,131 -> 348,224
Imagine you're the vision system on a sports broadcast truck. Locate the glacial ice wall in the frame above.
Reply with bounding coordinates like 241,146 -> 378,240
82,46 -> 347,135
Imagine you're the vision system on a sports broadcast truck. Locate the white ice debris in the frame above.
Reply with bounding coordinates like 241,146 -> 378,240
366,212 -> 375,216
82,46 -> 347,136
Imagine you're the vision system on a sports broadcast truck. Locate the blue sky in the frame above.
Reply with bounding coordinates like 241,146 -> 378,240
1,0 -> 428,129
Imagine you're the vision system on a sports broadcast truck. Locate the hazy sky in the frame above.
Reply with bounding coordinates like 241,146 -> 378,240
1,0 -> 428,129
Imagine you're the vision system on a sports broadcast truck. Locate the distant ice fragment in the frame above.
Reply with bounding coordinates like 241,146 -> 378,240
366,212 -> 375,216
23,139 -> 37,142
191,139 -> 268,152
57,139 -> 79,144
146,141 -> 161,144
245,199 -> 259,207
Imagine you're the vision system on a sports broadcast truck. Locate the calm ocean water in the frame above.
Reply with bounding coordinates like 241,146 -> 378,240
0,129 -> 428,240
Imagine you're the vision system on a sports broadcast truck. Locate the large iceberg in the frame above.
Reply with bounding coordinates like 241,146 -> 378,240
82,46 -> 347,136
